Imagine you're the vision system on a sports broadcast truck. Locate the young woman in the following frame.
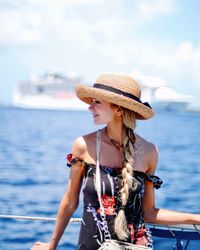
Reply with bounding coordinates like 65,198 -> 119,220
31,73 -> 200,250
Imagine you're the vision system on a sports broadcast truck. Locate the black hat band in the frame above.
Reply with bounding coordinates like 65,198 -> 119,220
93,83 -> 152,109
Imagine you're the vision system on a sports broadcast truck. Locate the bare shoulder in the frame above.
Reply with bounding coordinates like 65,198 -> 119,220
83,131 -> 97,142
72,131 -> 97,159
72,136 -> 87,157
135,134 -> 158,174
135,134 -> 157,151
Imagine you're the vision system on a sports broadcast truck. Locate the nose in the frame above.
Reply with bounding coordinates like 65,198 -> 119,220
88,102 -> 94,111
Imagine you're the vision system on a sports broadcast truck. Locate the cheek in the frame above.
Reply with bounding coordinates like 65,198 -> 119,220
93,109 -> 114,124
101,109 -> 115,122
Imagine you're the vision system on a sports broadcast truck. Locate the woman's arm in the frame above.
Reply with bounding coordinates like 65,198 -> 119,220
30,137 -> 86,250
143,181 -> 200,225
142,143 -> 200,225
49,161 -> 85,249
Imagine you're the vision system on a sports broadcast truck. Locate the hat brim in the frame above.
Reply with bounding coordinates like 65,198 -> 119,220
76,84 -> 155,120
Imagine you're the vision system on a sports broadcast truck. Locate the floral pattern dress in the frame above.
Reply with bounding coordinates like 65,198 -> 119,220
67,154 -> 163,250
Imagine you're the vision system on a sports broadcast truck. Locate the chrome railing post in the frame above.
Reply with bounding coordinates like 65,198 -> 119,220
173,239 -> 183,250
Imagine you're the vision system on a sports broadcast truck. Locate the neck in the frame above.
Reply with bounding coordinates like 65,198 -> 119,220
106,123 -> 123,146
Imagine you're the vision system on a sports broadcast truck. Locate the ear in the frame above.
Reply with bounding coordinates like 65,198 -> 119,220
115,107 -> 123,117
110,104 -> 122,117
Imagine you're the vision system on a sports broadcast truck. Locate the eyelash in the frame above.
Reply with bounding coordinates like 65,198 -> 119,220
93,100 -> 101,104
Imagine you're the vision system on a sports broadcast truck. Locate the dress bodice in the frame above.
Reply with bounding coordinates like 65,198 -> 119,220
66,154 -> 163,249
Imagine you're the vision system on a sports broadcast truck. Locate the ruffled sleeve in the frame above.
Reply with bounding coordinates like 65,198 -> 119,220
66,153 -> 84,167
146,174 -> 163,189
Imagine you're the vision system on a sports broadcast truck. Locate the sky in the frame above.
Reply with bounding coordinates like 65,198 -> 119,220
0,0 -> 200,108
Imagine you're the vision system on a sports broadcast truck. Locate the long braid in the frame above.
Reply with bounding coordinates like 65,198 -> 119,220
114,108 -> 136,240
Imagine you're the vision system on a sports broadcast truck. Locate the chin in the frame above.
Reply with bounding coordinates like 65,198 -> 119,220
94,121 -> 103,125
93,119 -> 105,125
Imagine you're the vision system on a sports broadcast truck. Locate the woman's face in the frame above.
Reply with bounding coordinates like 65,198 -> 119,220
88,99 -> 118,125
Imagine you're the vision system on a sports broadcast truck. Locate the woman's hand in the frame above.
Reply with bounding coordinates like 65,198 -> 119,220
30,242 -> 53,250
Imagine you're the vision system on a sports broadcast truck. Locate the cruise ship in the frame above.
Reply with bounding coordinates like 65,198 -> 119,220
12,71 -> 88,111
12,72 -> 193,112
138,76 -> 193,112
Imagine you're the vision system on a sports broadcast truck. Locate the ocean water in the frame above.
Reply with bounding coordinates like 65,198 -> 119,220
0,106 -> 200,250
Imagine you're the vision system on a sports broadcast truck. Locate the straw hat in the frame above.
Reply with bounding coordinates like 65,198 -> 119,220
76,73 -> 155,120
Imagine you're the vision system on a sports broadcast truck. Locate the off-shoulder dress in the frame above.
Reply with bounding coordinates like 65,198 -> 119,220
67,154 -> 163,250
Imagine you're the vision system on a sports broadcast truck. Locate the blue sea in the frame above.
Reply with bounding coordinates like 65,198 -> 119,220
0,106 -> 200,250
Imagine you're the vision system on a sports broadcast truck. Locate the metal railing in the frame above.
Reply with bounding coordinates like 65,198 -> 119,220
1,214 -> 200,250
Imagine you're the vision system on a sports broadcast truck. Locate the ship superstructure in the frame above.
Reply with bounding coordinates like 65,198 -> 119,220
12,71 -> 88,110
12,72 -> 193,112
138,76 -> 193,111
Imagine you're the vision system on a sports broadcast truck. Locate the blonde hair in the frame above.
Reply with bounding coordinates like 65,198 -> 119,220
114,107 -> 136,240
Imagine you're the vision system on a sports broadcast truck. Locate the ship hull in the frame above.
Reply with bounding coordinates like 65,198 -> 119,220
12,91 -> 88,111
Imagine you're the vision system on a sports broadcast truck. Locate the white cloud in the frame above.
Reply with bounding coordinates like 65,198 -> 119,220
0,9 -> 41,45
176,41 -> 193,62
193,49 -> 200,79
137,0 -> 175,20
173,42 -> 200,87
25,0 -> 94,5
0,0 -> 177,47
64,0 -> 102,6
1,0 -> 200,107
60,19 -> 96,49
